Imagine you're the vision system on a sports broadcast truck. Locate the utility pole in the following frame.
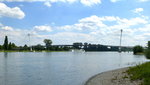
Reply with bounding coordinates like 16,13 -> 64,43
119,29 -> 123,53
27,33 -> 32,51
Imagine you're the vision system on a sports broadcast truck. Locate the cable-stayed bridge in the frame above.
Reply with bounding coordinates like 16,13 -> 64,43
51,44 -> 133,52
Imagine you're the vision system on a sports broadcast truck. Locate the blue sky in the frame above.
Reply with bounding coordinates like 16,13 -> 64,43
0,0 -> 150,46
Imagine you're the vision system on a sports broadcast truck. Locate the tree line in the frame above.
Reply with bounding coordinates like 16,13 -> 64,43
0,36 -> 71,51
0,36 -> 17,50
133,41 -> 150,59
0,36 -> 134,52
73,42 -> 132,51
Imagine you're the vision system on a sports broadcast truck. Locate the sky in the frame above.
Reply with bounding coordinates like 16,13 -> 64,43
0,0 -> 150,46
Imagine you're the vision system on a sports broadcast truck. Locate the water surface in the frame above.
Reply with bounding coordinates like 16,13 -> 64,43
0,52 -> 148,85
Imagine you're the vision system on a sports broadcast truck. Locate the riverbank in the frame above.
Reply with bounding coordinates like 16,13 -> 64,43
85,67 -> 142,85
0,50 -> 69,52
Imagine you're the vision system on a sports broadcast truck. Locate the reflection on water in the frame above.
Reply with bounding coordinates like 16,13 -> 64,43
0,52 -> 149,85
4,52 -> 8,85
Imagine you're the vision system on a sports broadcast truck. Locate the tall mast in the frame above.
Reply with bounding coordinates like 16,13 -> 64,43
119,29 -> 123,52
27,33 -> 32,51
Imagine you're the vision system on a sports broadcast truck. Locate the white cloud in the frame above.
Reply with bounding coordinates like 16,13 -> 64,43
44,1 -> 51,7
110,0 -> 120,3
1,26 -> 14,31
34,25 -> 52,32
80,0 -> 101,6
133,8 -> 144,14
59,15 -> 148,32
59,15 -> 107,31
0,0 -> 101,6
118,17 -> 147,26
1,14 -> 150,46
0,3 -> 25,19
2,0 -> 149,4
0,24 -> 13,31
50,32 -> 97,44
138,0 -> 150,2
110,0 -> 150,3
0,26 -> 28,45
57,15 -> 150,46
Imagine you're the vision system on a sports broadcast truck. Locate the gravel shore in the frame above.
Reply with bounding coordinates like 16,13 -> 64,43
85,68 -> 142,85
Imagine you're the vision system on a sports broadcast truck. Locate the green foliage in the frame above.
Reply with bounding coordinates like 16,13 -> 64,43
3,36 -> 8,50
127,62 -> 150,85
148,41 -> 150,50
33,44 -> 45,51
11,43 -> 17,48
23,44 -> 29,50
0,45 -> 2,50
8,42 -> 12,50
144,41 -> 150,59
133,45 -> 143,55
0,36 -> 71,51
145,50 -> 150,59
43,39 -> 52,50
46,46 -> 70,51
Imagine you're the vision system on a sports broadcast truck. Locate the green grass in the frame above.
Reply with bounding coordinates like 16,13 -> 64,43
134,52 -> 144,55
127,62 -> 150,85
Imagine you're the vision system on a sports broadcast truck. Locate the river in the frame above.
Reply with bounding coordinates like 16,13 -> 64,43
0,52 -> 148,85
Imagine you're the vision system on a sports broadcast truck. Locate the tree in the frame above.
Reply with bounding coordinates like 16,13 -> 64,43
133,45 -> 143,55
11,43 -> 17,48
145,41 -> 150,59
84,42 -> 88,49
43,39 -> 52,50
63,46 -> 70,51
8,42 -> 12,50
148,41 -> 150,49
33,44 -> 44,51
3,36 -> 8,50
23,44 -> 28,50
0,45 -> 2,50
73,42 -> 83,49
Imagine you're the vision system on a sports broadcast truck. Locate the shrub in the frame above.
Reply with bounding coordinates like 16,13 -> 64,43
133,45 -> 143,55
145,49 -> 150,59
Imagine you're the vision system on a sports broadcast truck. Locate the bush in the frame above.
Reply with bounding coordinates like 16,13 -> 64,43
133,45 -> 143,55
144,41 -> 150,59
145,49 -> 150,59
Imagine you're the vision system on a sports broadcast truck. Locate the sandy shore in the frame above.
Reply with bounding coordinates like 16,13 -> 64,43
85,68 -> 142,85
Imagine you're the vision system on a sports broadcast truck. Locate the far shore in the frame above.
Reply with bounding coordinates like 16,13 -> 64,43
85,67 -> 142,85
0,50 -> 69,52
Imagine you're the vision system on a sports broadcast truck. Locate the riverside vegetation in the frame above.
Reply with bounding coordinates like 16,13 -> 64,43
0,36 -> 71,52
0,36 -> 132,52
127,62 -> 150,85
128,41 -> 150,85
133,45 -> 144,55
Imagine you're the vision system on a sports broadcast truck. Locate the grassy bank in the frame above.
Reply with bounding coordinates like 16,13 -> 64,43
127,62 -> 150,85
